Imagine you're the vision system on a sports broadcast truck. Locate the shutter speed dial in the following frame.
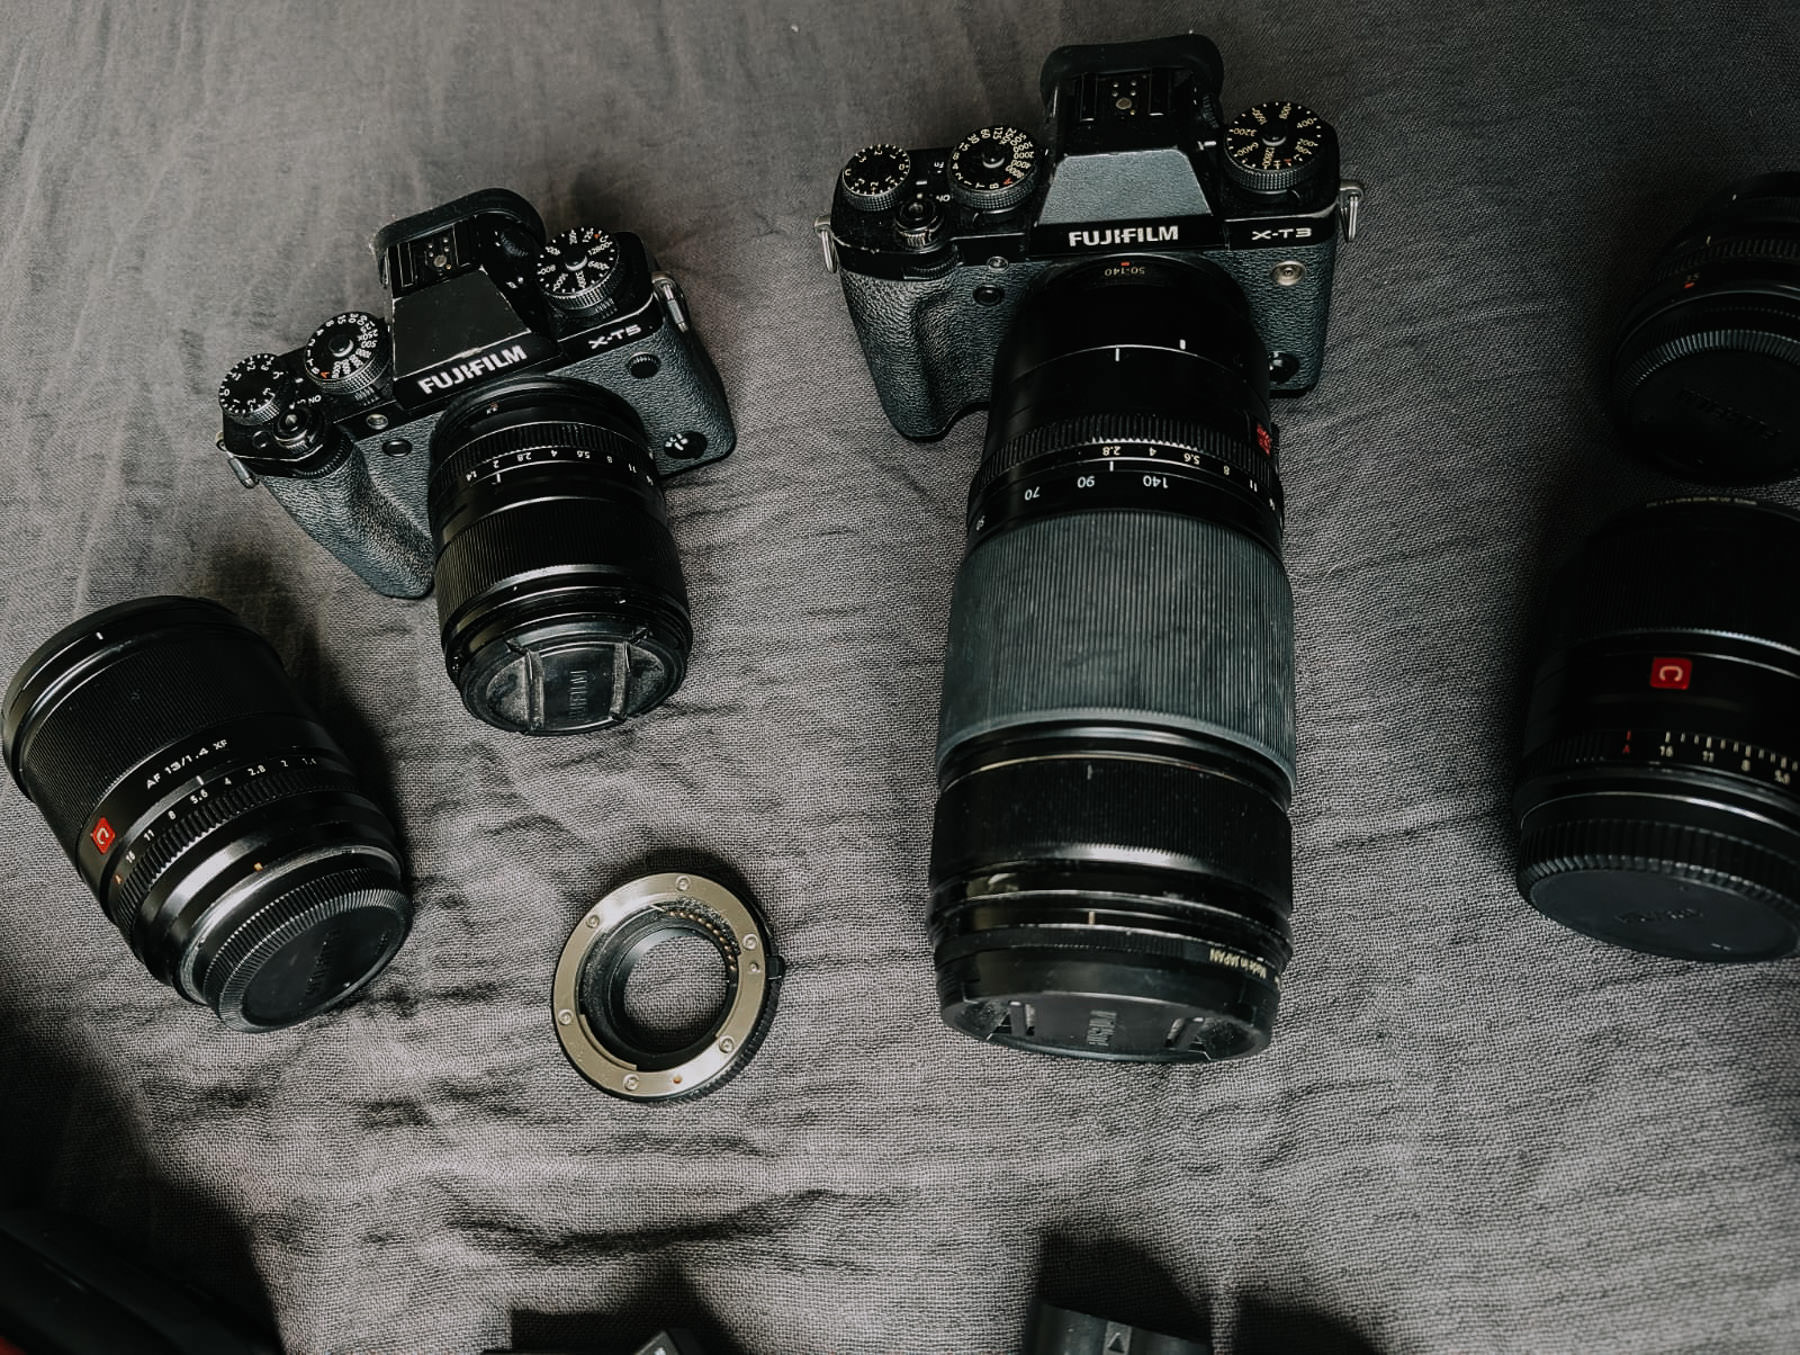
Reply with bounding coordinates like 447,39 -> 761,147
840,144 -> 912,211
948,126 -> 1039,210
303,312 -> 390,399
536,227 -> 623,316
1224,102 -> 1333,195
218,354 -> 289,427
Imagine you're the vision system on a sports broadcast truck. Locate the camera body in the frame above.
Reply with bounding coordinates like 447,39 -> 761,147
217,189 -> 733,598
819,35 -> 1361,439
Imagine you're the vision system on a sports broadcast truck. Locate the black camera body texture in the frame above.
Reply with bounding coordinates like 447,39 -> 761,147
821,36 -> 1360,439
217,189 -> 733,599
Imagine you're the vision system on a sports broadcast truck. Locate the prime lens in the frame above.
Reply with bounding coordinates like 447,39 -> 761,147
930,256 -> 1296,1063
2,598 -> 411,1030
429,377 -> 691,735
1514,499 -> 1800,959
1612,173 -> 1800,483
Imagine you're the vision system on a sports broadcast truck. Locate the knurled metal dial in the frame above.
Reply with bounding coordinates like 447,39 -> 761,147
303,312 -> 390,399
535,226 -> 623,315
840,144 -> 912,211
1224,102 -> 1333,194
948,126 -> 1039,210
218,353 -> 289,427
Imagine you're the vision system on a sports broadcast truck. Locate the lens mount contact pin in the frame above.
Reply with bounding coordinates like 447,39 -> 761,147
552,872 -> 783,1102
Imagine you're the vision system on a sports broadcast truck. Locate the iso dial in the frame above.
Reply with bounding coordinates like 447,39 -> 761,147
536,227 -> 624,316
948,126 -> 1038,210
1224,102 -> 1333,195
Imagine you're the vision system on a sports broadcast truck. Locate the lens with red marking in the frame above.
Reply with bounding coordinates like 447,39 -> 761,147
1514,499 -> 1800,960
3,598 -> 411,1030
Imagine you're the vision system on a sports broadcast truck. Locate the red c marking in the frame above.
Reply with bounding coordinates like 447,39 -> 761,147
1650,657 -> 1693,690
90,817 -> 116,854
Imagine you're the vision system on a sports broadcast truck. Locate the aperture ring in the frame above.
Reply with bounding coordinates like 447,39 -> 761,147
100,759 -> 355,935
428,418 -> 656,508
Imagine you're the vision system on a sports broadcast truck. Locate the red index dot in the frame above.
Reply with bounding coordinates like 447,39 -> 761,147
1650,657 -> 1693,690
90,817 -> 116,854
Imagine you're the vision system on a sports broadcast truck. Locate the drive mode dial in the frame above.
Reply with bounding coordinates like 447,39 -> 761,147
1224,102 -> 1333,195
948,126 -> 1038,210
219,354 -> 289,427
535,227 -> 624,316
840,144 -> 912,211
303,312 -> 390,400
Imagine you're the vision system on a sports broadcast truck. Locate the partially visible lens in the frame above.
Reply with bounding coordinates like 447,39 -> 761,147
930,256 -> 1296,1063
429,377 -> 691,735
1612,173 -> 1800,483
3,598 -> 412,1030
1514,499 -> 1800,960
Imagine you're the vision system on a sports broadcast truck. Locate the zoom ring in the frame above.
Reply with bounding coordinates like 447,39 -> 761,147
971,410 -> 1276,504
1518,815 -> 1800,911
102,760 -> 350,934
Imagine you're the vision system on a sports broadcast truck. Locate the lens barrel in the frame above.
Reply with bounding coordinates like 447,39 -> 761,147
2,598 -> 411,1030
1514,499 -> 1800,960
429,377 -> 691,735
1612,173 -> 1800,483
930,256 -> 1296,1063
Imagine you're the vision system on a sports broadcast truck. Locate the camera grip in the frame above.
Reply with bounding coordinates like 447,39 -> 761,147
262,451 -> 435,599
839,264 -> 1047,440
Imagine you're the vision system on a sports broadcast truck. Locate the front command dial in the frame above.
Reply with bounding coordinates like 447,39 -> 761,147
840,144 -> 912,211
218,354 -> 290,427
303,312 -> 390,399
948,126 -> 1038,210
535,227 -> 623,316
1224,102 -> 1333,195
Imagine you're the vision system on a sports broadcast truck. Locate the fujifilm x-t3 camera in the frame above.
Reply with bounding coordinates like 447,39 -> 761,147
216,190 -> 734,734
818,35 -> 1362,439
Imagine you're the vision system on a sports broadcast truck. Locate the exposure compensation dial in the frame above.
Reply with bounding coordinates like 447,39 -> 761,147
218,353 -> 289,428
840,144 -> 913,211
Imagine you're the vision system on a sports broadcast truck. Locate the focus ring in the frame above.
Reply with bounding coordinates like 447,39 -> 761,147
1518,814 -> 1800,914
435,497 -> 686,639
1613,303 -> 1800,403
933,752 -> 1292,914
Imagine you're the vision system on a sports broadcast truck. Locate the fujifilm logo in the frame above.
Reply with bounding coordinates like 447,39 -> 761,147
416,343 -> 529,395
1067,223 -> 1181,248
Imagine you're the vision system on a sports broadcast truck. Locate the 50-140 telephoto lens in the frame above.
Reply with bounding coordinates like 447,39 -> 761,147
1515,499 -> 1800,960
930,255 -> 1296,1063
3,598 -> 412,1030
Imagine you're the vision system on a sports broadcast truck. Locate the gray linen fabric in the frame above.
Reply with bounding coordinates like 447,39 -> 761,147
1,3 -> 1797,1353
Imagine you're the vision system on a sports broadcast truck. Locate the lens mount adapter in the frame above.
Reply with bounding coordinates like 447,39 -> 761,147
552,872 -> 783,1101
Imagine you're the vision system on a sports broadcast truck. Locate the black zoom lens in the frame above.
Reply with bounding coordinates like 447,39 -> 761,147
1515,499 -> 1800,960
930,256 -> 1295,1063
430,377 -> 691,734
3,598 -> 411,1030
1612,173 -> 1800,483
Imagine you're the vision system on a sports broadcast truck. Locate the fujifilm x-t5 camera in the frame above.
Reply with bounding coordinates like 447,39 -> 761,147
818,35 -> 1362,439
216,189 -> 734,735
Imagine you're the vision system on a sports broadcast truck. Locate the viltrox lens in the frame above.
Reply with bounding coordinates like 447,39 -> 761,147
1514,499 -> 1800,960
3,598 -> 411,1030
930,256 -> 1296,1063
1612,173 -> 1800,483
429,377 -> 692,735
